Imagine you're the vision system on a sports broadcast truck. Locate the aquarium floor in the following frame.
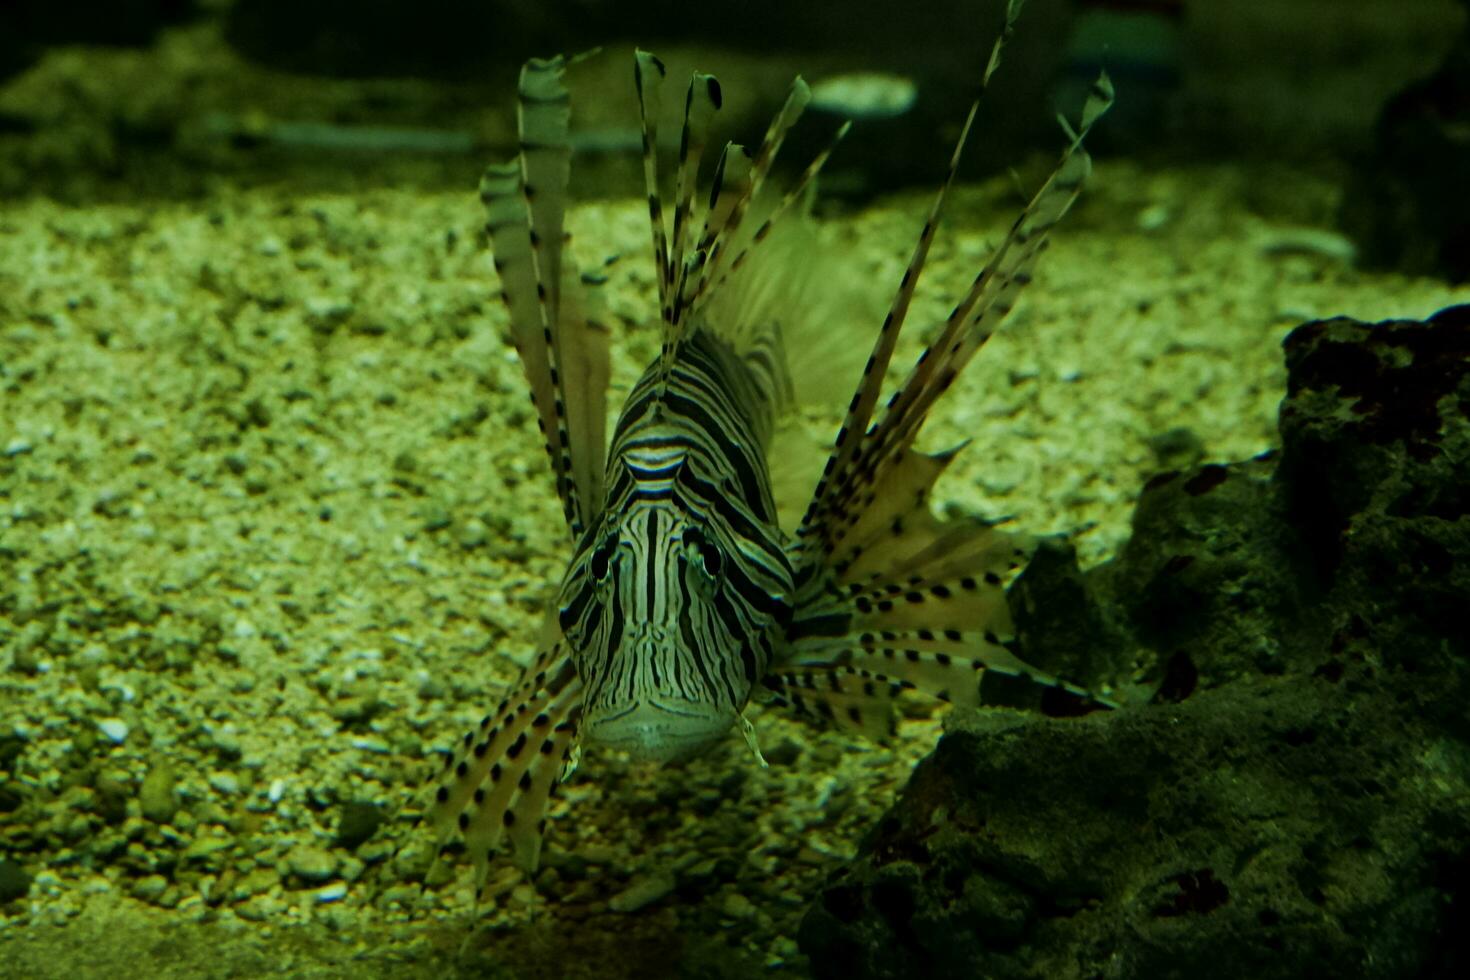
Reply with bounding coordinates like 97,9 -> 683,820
1,159 -> 1466,979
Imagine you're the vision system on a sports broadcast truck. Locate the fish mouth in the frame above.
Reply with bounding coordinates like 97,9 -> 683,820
583,698 -> 734,762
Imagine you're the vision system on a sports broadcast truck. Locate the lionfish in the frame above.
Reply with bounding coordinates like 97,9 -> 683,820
423,0 -> 1114,903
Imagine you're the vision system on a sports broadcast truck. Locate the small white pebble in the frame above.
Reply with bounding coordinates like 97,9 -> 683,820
1136,202 -> 1171,232
1256,226 -> 1357,263
350,738 -> 390,755
97,718 -> 129,744
313,881 -> 348,904
809,72 -> 917,120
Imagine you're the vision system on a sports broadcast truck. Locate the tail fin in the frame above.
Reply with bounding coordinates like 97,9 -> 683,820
481,55 -> 611,541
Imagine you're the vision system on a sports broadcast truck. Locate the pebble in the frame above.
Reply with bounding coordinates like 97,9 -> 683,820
132,874 -> 168,902
721,891 -> 759,921
208,771 -> 240,795
1136,202 -> 1172,232
207,726 -> 243,760
333,801 -> 384,850
349,737 -> 390,754
10,645 -> 41,675
230,867 -> 279,901
235,893 -> 285,922
182,834 -> 234,864
97,718 -> 129,744
313,881 -> 348,904
357,840 -> 396,866
414,670 -> 447,699
608,870 -> 676,913
286,844 -> 339,883
139,763 -> 178,823
456,517 -> 489,550
0,859 -> 31,902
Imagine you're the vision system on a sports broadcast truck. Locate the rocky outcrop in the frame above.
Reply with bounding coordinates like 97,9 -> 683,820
799,306 -> 1470,979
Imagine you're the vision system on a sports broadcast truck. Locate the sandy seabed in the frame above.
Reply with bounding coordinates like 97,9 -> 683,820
1,157 -> 1467,979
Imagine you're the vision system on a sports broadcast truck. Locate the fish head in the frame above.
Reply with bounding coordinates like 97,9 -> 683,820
556,499 -> 793,762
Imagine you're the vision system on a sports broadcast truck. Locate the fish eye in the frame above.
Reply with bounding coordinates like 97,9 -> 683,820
682,528 -> 722,577
589,538 -> 616,580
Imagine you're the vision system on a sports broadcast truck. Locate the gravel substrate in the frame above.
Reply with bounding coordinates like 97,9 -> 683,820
2,158 -> 1467,978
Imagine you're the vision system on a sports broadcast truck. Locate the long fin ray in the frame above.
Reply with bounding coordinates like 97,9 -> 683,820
634,50 -> 672,318
794,97 -> 979,553
832,73 -> 1116,532
518,57 -> 611,529
692,118 -> 851,322
483,56 -> 609,538
686,77 -> 811,316
796,0 -> 1031,553
667,71 -> 723,333
759,666 -> 901,740
423,644 -> 582,898
503,708 -> 581,876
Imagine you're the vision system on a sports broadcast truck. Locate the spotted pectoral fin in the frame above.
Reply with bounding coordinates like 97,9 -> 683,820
758,666 -> 900,741
502,705 -> 580,876
791,627 -> 1114,713
823,445 -> 1034,589
424,643 -> 583,896
785,454 -> 1112,730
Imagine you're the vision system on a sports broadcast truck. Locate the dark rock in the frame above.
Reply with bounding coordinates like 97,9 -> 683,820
0,733 -> 26,771
1115,454 -> 1315,684
800,307 -> 1470,979
802,677 -> 1460,980
764,737 -> 804,767
332,801 -> 385,851
1008,536 -> 1128,702
1340,2 -> 1470,282
0,858 -> 31,904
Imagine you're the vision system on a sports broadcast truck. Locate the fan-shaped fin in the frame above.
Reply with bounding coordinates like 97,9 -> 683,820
423,644 -> 582,896
482,55 -> 610,539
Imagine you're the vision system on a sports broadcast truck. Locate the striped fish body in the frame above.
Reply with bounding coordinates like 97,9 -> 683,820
558,329 -> 794,760
422,0 -> 1117,902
